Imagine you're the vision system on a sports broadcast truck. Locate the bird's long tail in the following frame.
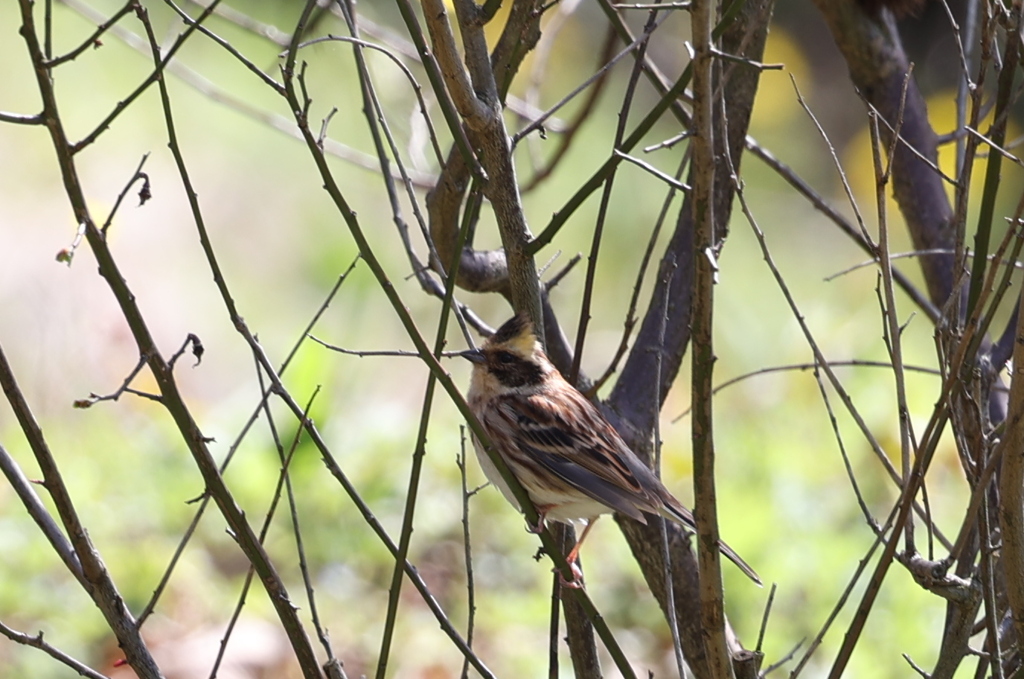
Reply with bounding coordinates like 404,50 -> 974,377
661,504 -> 762,586
716,540 -> 761,586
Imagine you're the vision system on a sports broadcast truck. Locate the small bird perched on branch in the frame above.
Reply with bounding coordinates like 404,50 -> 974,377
461,312 -> 760,586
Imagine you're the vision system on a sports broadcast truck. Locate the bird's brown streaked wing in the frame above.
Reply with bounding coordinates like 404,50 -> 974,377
492,392 -> 662,521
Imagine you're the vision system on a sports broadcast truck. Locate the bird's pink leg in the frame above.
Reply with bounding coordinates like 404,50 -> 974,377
558,517 -> 600,589
527,506 -> 551,534
565,517 -> 599,565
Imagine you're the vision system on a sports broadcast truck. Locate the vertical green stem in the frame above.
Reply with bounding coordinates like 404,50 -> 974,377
690,0 -> 732,676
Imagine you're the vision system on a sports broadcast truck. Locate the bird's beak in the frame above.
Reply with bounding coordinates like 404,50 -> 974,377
460,348 -> 486,364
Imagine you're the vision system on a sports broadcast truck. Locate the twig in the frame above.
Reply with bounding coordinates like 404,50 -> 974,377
45,0 -> 136,67
903,653 -> 931,678
163,0 -> 285,94
816,355 -> 882,533
672,359 -> 941,420
522,0 -> 579,171
690,0 -> 731,673
447,0 -> 544,322
512,15 -> 669,147
966,23 -> 1024,323
979,497 -> 1004,679
756,583 -> 777,653
864,99 -> 959,188
733,167 -> 930,530
290,34 -> 445,169
0,622 -> 110,679
654,263 -> 686,678
734,126 -> 956,562
421,0 -> 545,299
613,1 -> 692,7
311,338 -> 467,359
456,429 -> 477,679
791,75 -> 871,245
823,249 -> 1019,282
101,153 -> 151,237
813,0 -> 958,308
614,150 -> 691,191
644,131 -> 692,152
528,53 -> 695,255
589,150 -> 689,397
284,388 -> 336,658
605,3 -> 772,671
570,6 -> 661,385
0,443 -> 83,581
868,107 -> 916,551
0,337 -> 160,676
521,27 -> 617,192
709,45 -> 783,70
547,530 -> 568,677
943,0 -> 976,178
0,110 -> 44,124
167,333 -> 204,369
999,216 -> 1024,653
542,253 -> 582,292
762,638 -> 803,676
279,9 -> 506,676
73,355 -> 151,408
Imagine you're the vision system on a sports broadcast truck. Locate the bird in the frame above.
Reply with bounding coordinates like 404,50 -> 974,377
461,312 -> 760,586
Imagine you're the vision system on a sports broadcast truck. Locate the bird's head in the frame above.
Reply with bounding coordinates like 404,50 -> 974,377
461,312 -> 550,389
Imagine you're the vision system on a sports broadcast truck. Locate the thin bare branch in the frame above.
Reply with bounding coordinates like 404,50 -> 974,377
0,622 -> 110,679
45,0 -> 136,67
0,338 -> 161,676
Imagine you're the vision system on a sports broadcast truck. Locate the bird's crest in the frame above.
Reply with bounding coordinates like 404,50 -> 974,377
489,312 -> 538,358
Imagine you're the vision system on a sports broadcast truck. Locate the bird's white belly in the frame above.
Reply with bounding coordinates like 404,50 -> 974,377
471,437 -> 609,524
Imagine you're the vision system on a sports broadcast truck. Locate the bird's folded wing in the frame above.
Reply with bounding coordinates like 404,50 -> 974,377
494,392 -> 660,522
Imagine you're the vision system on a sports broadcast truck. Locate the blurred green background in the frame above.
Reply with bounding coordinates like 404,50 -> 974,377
1,1 -> 1019,677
